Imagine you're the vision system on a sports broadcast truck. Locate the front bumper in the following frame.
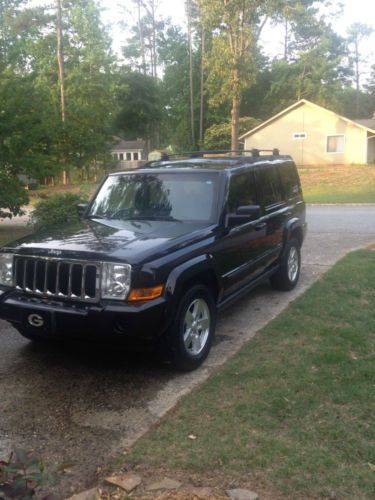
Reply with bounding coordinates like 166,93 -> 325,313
0,288 -> 167,344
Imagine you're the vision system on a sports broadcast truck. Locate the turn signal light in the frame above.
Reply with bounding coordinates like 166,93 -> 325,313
127,285 -> 164,302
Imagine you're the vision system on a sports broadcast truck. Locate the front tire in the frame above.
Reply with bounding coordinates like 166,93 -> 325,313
270,238 -> 301,291
158,285 -> 216,371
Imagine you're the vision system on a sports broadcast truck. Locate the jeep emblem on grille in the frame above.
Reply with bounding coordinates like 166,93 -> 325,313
28,314 -> 44,328
47,249 -> 62,256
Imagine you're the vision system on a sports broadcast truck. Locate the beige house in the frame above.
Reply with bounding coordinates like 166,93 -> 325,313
240,99 -> 375,166
111,136 -> 146,169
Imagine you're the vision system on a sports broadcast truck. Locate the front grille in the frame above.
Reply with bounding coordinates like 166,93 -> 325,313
13,256 -> 101,302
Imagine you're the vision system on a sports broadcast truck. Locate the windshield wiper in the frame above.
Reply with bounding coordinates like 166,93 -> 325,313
127,215 -> 183,222
87,214 -> 108,220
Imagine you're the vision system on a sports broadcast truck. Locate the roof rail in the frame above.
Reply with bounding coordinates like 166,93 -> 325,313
152,149 -> 280,162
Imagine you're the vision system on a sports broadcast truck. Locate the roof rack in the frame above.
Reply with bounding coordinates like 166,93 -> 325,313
157,149 -> 280,161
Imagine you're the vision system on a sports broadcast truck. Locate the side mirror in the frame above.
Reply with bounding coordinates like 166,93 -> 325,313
77,203 -> 88,218
236,205 -> 261,218
227,204 -> 261,227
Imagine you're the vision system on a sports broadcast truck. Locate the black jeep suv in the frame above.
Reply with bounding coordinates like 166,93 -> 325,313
0,150 -> 307,370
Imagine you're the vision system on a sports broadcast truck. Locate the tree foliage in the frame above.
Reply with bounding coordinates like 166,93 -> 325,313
113,68 -> 161,142
0,0 -> 51,216
204,117 -> 261,150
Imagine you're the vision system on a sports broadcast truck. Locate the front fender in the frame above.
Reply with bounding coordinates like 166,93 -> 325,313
282,217 -> 305,251
161,254 -> 221,332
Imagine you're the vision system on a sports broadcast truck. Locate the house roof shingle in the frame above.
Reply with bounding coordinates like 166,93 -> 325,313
354,118 -> 375,130
112,136 -> 146,151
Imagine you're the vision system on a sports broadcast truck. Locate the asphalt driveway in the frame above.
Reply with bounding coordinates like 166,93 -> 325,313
0,205 -> 374,497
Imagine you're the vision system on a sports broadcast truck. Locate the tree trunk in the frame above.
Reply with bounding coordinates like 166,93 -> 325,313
56,0 -> 67,185
187,0 -> 195,148
231,68 -> 240,152
199,27 -> 205,146
56,0 -> 65,123
231,95 -> 240,152
137,0 -> 146,74
151,0 -> 157,79
355,40 -> 360,116
284,18 -> 288,61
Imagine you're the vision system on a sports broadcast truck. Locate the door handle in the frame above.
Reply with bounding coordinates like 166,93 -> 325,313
255,222 -> 267,231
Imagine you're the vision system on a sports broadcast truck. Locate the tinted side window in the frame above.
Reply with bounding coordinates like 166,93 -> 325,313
280,161 -> 301,200
254,165 -> 283,207
228,171 -> 257,213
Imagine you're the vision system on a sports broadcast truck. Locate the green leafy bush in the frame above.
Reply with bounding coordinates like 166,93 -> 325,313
0,173 -> 28,219
30,192 -> 87,230
0,448 -> 70,498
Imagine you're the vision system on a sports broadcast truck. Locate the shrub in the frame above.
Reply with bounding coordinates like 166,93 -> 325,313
0,173 -> 28,219
0,448 -> 70,498
30,192 -> 87,230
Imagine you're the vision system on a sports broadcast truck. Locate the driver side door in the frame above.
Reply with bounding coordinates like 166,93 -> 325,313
217,170 -> 267,297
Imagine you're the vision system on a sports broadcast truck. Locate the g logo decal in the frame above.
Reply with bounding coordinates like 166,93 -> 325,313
28,314 -> 44,328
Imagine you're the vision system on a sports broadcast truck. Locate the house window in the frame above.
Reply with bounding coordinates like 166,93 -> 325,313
126,153 -> 131,160
292,132 -> 307,140
119,153 -> 124,160
133,152 -> 139,160
327,135 -> 345,153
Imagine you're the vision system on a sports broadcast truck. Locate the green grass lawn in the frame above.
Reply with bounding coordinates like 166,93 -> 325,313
28,181 -> 98,206
0,225 -> 31,246
299,164 -> 375,203
125,250 -> 375,499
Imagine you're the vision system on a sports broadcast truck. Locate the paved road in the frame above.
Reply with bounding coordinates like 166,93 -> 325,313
0,206 -> 374,497
0,207 -> 33,226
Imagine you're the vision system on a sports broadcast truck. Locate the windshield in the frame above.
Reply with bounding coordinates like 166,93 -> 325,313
88,172 -> 218,223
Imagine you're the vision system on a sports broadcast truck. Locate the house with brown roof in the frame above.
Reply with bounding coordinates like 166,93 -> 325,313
240,100 -> 375,166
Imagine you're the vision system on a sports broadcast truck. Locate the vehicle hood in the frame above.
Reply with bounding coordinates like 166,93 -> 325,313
2,219 -> 214,265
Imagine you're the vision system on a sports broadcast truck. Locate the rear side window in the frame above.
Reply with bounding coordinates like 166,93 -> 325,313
254,165 -> 283,207
228,171 -> 257,212
280,161 -> 301,200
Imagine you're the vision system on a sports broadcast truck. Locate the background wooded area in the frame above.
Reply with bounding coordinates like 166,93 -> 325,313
1,0 -> 375,217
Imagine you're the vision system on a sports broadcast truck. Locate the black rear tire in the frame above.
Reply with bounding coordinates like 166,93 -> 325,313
157,284 -> 216,371
270,238 -> 301,291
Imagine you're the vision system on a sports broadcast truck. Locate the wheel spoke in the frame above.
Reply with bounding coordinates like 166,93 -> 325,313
190,300 -> 199,319
198,317 -> 209,332
192,334 -> 202,353
184,328 -> 193,349
185,309 -> 194,329
195,301 -> 205,319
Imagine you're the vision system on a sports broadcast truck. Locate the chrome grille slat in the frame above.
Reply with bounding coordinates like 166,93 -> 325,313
56,261 -> 61,296
68,263 -> 73,297
44,261 -> 48,294
14,256 -> 100,303
23,259 -> 27,290
81,265 -> 86,299
33,260 -> 37,292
